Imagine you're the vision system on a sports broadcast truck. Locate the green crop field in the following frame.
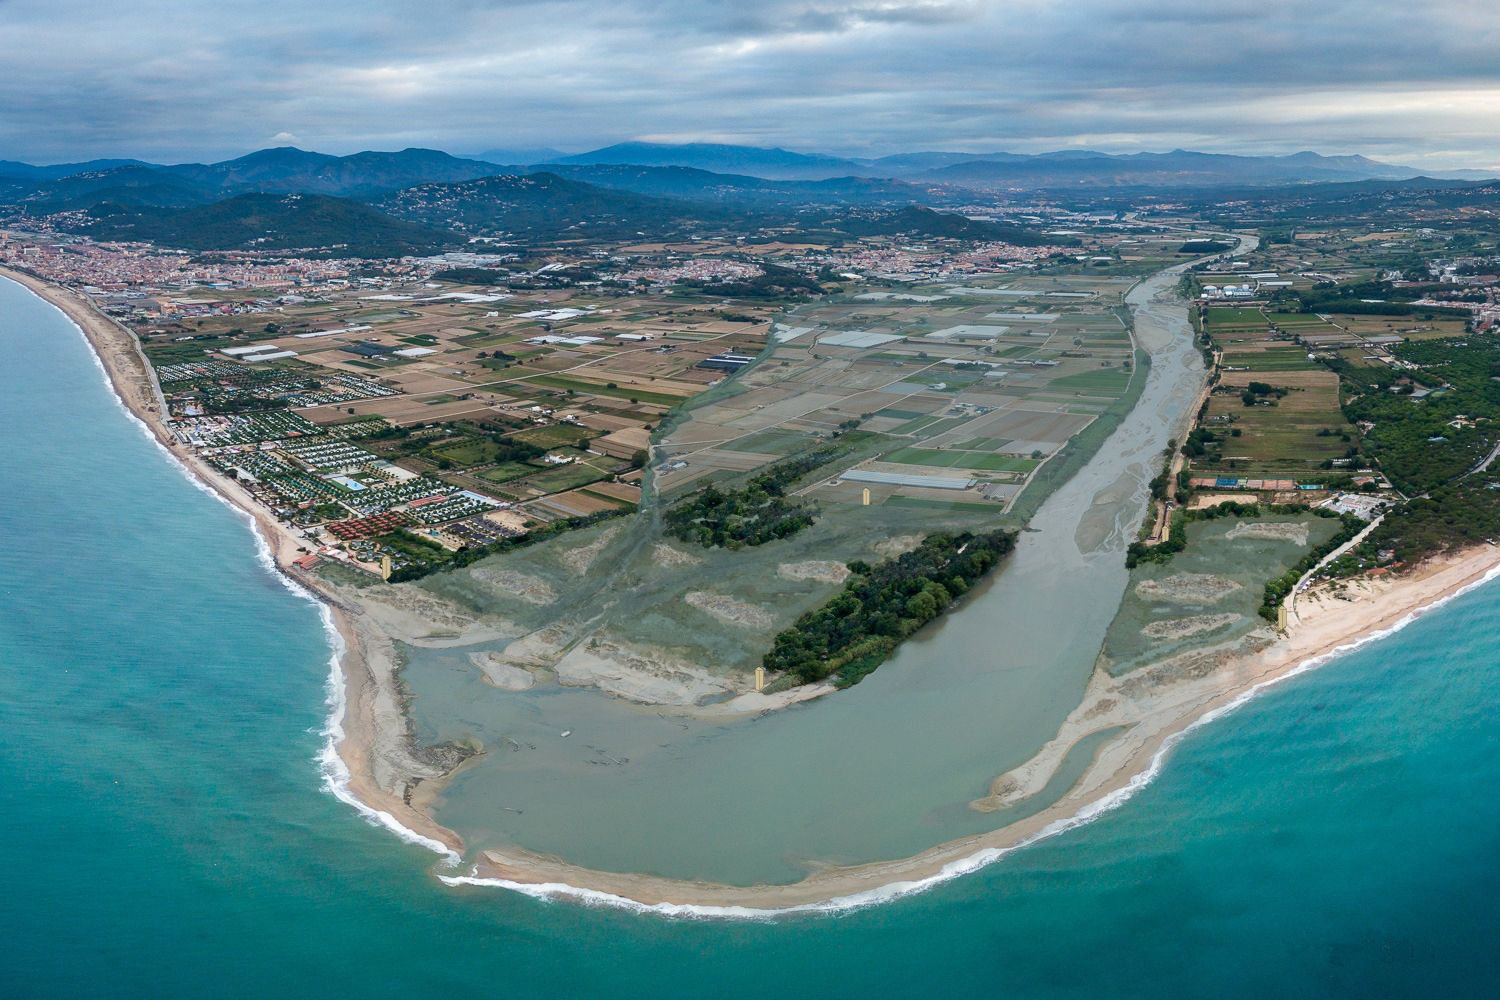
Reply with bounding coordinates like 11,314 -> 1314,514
893,414 -> 969,436
516,460 -> 611,493
1226,349 -> 1317,372
475,462 -> 537,483
427,437 -> 494,466
719,428 -> 817,454
951,436 -> 1012,450
1205,307 -> 1264,326
512,423 -> 594,449
1265,312 -> 1330,327
1047,369 -> 1131,394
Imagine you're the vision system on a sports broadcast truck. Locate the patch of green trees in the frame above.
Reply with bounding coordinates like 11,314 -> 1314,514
762,530 -> 1016,687
664,446 -> 843,548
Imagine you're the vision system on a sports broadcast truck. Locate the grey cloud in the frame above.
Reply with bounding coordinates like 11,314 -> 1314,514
1,0 -> 1498,168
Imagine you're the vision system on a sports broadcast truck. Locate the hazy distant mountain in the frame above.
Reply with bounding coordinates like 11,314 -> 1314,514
544,142 -> 1459,187
162,146 -> 509,197
1,143 -> 1479,212
81,193 -> 455,257
821,205 -> 1070,246
858,151 -> 1039,172
920,149 -> 1434,188
1179,176 -> 1500,220
377,171 -> 753,239
539,163 -> 927,206
554,142 -> 870,181
6,143 -> 1494,257
471,146 -> 567,165
3,165 -> 217,211
0,158 -> 156,181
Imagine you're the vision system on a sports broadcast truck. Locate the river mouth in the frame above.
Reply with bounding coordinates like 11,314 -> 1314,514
378,253 -> 1226,895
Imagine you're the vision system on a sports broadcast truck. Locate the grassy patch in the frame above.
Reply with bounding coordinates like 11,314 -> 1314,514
512,423 -> 594,449
517,461 -> 612,493
882,496 -> 1005,513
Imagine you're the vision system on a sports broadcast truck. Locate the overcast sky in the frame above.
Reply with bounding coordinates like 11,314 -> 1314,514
5,0 -> 1500,168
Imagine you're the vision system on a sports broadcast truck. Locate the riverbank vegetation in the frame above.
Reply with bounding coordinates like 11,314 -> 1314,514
762,530 -> 1015,687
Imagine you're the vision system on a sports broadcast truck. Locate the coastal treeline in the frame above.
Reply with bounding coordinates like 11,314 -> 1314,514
664,446 -> 843,548
1332,336 -> 1500,567
1341,339 -> 1500,494
763,530 -> 1015,687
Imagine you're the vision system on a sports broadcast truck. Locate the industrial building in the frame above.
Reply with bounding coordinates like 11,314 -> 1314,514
842,468 -> 976,490
697,352 -> 757,373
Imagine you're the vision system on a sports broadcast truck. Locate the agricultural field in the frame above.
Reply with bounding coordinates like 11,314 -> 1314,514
1194,304 -> 1357,482
654,272 -> 1141,513
137,277 -> 758,575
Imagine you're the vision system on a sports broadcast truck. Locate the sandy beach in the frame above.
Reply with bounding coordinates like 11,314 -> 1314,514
15,263 -> 1500,912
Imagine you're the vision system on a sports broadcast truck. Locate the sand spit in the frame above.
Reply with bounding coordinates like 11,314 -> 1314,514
470,567 -> 559,606
1135,573 -> 1242,605
875,534 -> 924,558
777,560 -> 851,585
684,591 -> 775,630
652,543 -> 703,568
468,652 -> 537,690
1141,613 -> 1240,640
561,526 -> 621,575
345,585 -> 515,647
553,634 -> 737,706
1226,521 -> 1310,545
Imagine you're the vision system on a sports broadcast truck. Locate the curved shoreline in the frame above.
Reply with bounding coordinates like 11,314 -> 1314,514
14,264 -> 1500,915
0,267 -> 465,860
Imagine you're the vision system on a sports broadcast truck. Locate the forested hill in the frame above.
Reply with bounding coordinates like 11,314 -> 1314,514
826,205 -> 1076,246
81,193 -> 456,257
375,171 -> 760,239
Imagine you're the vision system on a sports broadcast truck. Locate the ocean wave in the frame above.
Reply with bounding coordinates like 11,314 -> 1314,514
312,609 -> 462,865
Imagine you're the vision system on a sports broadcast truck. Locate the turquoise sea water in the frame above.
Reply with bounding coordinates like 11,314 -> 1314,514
3,273 -> 1499,997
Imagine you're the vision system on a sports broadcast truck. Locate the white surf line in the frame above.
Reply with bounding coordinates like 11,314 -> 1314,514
440,558 -> 1500,920
21,277 -> 463,867
311,608 -> 463,866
